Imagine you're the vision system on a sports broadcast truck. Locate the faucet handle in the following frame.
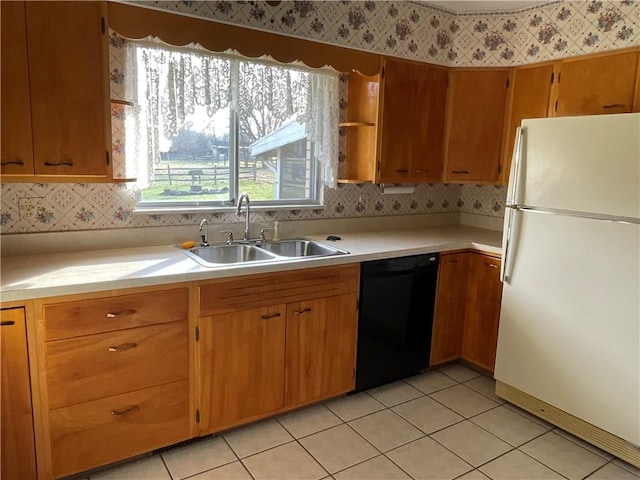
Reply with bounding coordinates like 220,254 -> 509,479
220,230 -> 234,244
259,227 -> 273,242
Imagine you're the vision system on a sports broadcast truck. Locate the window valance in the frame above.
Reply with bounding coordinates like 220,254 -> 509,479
108,2 -> 382,76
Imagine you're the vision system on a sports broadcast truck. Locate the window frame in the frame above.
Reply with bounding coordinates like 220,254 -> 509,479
128,42 -> 327,211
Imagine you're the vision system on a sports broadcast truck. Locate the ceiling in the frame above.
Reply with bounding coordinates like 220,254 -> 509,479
421,1 -> 549,13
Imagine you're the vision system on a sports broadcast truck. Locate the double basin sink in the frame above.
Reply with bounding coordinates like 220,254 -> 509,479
182,238 -> 349,267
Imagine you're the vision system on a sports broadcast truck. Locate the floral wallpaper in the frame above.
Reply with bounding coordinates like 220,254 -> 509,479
0,1 -> 637,234
134,0 -> 639,66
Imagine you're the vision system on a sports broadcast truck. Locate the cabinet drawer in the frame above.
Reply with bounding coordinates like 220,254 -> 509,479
49,379 -> 190,478
46,321 -> 188,409
44,288 -> 188,340
199,265 -> 359,316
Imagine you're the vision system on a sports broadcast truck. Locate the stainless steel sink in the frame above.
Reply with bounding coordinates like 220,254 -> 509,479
180,238 -> 348,267
256,239 -> 348,257
184,244 -> 277,267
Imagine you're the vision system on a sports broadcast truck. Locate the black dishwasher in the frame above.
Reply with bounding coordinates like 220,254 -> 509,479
355,253 -> 440,392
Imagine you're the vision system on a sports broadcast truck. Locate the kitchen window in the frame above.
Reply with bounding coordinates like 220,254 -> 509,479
122,40 -> 339,210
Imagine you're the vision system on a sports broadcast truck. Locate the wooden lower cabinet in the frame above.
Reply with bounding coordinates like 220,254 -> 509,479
49,380 -> 189,478
430,253 -> 470,366
34,286 -> 191,479
285,294 -> 358,406
27,267 -> 359,476
431,251 -> 503,372
1,307 -> 37,480
461,253 -> 503,371
198,265 -> 359,434
199,305 -> 287,433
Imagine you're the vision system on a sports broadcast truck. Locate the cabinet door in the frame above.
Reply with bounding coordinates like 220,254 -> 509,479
413,66 -> 448,183
430,252 -> 469,366
285,294 -> 357,407
502,63 -> 553,184
462,254 -> 503,372
1,1 -> 34,175
26,1 -> 111,177
1,308 -> 37,480
554,52 -> 638,117
378,60 -> 445,183
200,305 -> 286,432
444,69 -> 510,184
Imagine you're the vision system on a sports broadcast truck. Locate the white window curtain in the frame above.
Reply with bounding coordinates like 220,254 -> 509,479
123,38 -> 340,191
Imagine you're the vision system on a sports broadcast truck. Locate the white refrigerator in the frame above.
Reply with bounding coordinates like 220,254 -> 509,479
494,113 -> 640,466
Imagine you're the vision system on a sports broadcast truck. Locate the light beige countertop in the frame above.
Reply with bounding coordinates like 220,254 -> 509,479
0,225 -> 502,303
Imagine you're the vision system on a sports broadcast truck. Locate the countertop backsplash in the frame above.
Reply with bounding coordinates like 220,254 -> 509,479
0,182 -> 505,234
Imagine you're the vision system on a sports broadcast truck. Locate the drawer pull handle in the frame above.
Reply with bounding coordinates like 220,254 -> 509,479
108,342 -> 137,352
44,160 -> 74,167
260,312 -> 281,320
452,170 -> 469,174
1,159 -> 24,166
0,321 -> 15,326
602,104 -> 624,109
415,170 -> 427,174
485,262 -> 499,269
294,307 -> 312,315
111,405 -> 138,416
394,169 -> 409,173
106,309 -> 137,318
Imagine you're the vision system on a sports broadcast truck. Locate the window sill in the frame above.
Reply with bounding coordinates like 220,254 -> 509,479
133,204 -> 326,215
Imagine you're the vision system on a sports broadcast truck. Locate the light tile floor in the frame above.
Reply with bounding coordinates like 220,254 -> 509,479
81,363 -> 640,480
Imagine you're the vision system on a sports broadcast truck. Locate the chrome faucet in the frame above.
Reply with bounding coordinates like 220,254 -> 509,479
199,219 -> 209,246
236,193 -> 251,241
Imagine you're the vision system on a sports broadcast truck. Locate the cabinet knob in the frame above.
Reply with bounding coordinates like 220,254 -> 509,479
106,309 -> 137,318
484,262 -> 499,269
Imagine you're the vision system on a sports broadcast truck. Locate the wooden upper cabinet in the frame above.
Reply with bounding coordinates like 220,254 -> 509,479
1,2 -> 34,175
444,69 -> 510,184
3,1 -> 112,180
27,1 -> 111,177
502,63 -> 554,184
340,71 -> 381,183
1,308 -> 37,480
553,51 -> 639,117
378,59 -> 446,183
340,58 -> 446,184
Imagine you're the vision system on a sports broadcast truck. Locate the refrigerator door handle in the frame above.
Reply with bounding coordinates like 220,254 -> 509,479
507,127 -> 524,207
501,206 -> 517,283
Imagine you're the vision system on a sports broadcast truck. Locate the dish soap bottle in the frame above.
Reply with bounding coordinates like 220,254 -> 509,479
273,221 -> 280,241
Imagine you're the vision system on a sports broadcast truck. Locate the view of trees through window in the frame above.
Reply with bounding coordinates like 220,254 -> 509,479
136,50 -> 318,206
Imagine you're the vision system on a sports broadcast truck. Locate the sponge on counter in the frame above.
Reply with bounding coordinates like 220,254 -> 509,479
180,240 -> 196,249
